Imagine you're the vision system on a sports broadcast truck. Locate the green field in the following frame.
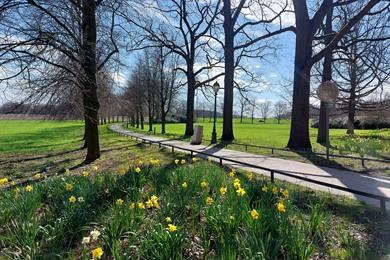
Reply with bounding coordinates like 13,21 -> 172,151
0,119 -> 389,258
0,120 -> 85,154
133,118 -> 389,151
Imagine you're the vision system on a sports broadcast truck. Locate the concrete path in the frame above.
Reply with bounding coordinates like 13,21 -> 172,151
110,124 -> 390,209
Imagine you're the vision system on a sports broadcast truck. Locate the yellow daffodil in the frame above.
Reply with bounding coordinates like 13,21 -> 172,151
247,172 -> 253,181
219,186 -> 227,196
191,157 -> 198,162
129,202 -> 135,209
82,171 -> 89,177
182,182 -> 188,188
233,178 -> 241,189
25,185 -> 33,192
282,189 -> 289,198
15,187 -> 20,194
137,160 -> 143,165
277,202 -> 286,213
69,196 -> 77,203
34,173 -> 41,179
65,183 -> 73,191
150,159 -> 160,165
200,181 -> 207,189
91,247 -> 104,259
236,187 -> 246,197
150,195 -> 160,208
206,196 -> 213,205
272,187 -> 278,194
165,216 -> 172,223
250,209 -> 260,220
180,159 -> 186,165
261,186 -> 268,192
0,177 -> 9,185
116,198 -> 124,206
138,202 -> 145,209
135,167 -> 141,173
168,224 -> 177,232
145,199 -> 154,208
228,170 -> 235,177
174,159 -> 179,165
92,165 -> 98,171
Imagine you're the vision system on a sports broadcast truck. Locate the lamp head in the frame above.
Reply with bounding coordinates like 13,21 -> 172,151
212,82 -> 220,94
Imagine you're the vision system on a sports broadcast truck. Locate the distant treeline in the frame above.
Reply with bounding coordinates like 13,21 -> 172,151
0,102 -> 82,119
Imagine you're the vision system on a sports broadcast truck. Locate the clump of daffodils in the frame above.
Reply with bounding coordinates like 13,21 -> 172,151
182,182 -> 188,188
69,196 -> 77,203
200,181 -> 207,189
150,159 -> 160,166
135,167 -> 141,173
206,196 -> 213,205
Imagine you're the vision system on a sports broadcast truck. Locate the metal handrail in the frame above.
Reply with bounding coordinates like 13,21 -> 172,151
111,128 -> 389,214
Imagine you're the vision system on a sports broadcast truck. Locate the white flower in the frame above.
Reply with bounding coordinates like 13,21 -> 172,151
77,197 -> 85,203
90,229 -> 101,240
82,236 -> 91,244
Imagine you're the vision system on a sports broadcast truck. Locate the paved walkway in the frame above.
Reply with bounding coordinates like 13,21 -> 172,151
110,125 -> 390,209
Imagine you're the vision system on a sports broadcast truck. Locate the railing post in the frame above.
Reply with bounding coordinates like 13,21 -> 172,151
270,170 -> 274,182
149,141 -> 152,147
172,146 -> 174,153
219,158 -> 223,166
380,199 -> 386,215
245,145 -> 248,151
159,142 -> 161,148
271,148 -> 274,154
362,158 -> 365,167
191,151 -> 193,157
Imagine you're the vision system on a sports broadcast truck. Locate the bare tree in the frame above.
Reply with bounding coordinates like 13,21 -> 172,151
157,47 -> 182,134
217,0 -> 293,141
125,0 -> 223,136
0,0 -> 122,162
288,0 -> 387,149
259,100 -> 272,124
274,101 -> 288,124
237,92 -> 249,123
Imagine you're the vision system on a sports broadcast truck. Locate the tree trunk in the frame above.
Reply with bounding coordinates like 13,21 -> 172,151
347,63 -> 357,135
136,107 -> 139,128
240,108 -> 243,123
221,0 -> 235,141
148,105 -> 153,132
317,7 -> 333,144
82,0 -> 100,163
161,111 -> 166,134
287,9 -> 312,149
140,109 -> 144,130
184,70 -> 195,136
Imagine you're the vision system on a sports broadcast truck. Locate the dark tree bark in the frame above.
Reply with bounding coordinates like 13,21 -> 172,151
317,6 -> 333,144
221,0 -> 235,141
184,69 -> 196,136
82,0 -> 100,162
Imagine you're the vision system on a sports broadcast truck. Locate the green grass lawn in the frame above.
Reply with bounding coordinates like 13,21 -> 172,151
0,119 -> 389,259
0,120 -> 85,154
132,118 -> 389,155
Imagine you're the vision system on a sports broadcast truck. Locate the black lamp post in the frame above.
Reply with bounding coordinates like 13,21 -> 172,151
317,81 -> 339,160
211,81 -> 220,144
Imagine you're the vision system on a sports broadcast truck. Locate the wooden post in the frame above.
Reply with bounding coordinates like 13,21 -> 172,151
380,199 -> 386,215
270,170 -> 274,182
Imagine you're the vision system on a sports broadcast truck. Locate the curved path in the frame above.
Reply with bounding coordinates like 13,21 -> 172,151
110,124 -> 390,210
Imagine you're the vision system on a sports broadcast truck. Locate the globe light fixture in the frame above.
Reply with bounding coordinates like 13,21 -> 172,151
317,81 -> 339,160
